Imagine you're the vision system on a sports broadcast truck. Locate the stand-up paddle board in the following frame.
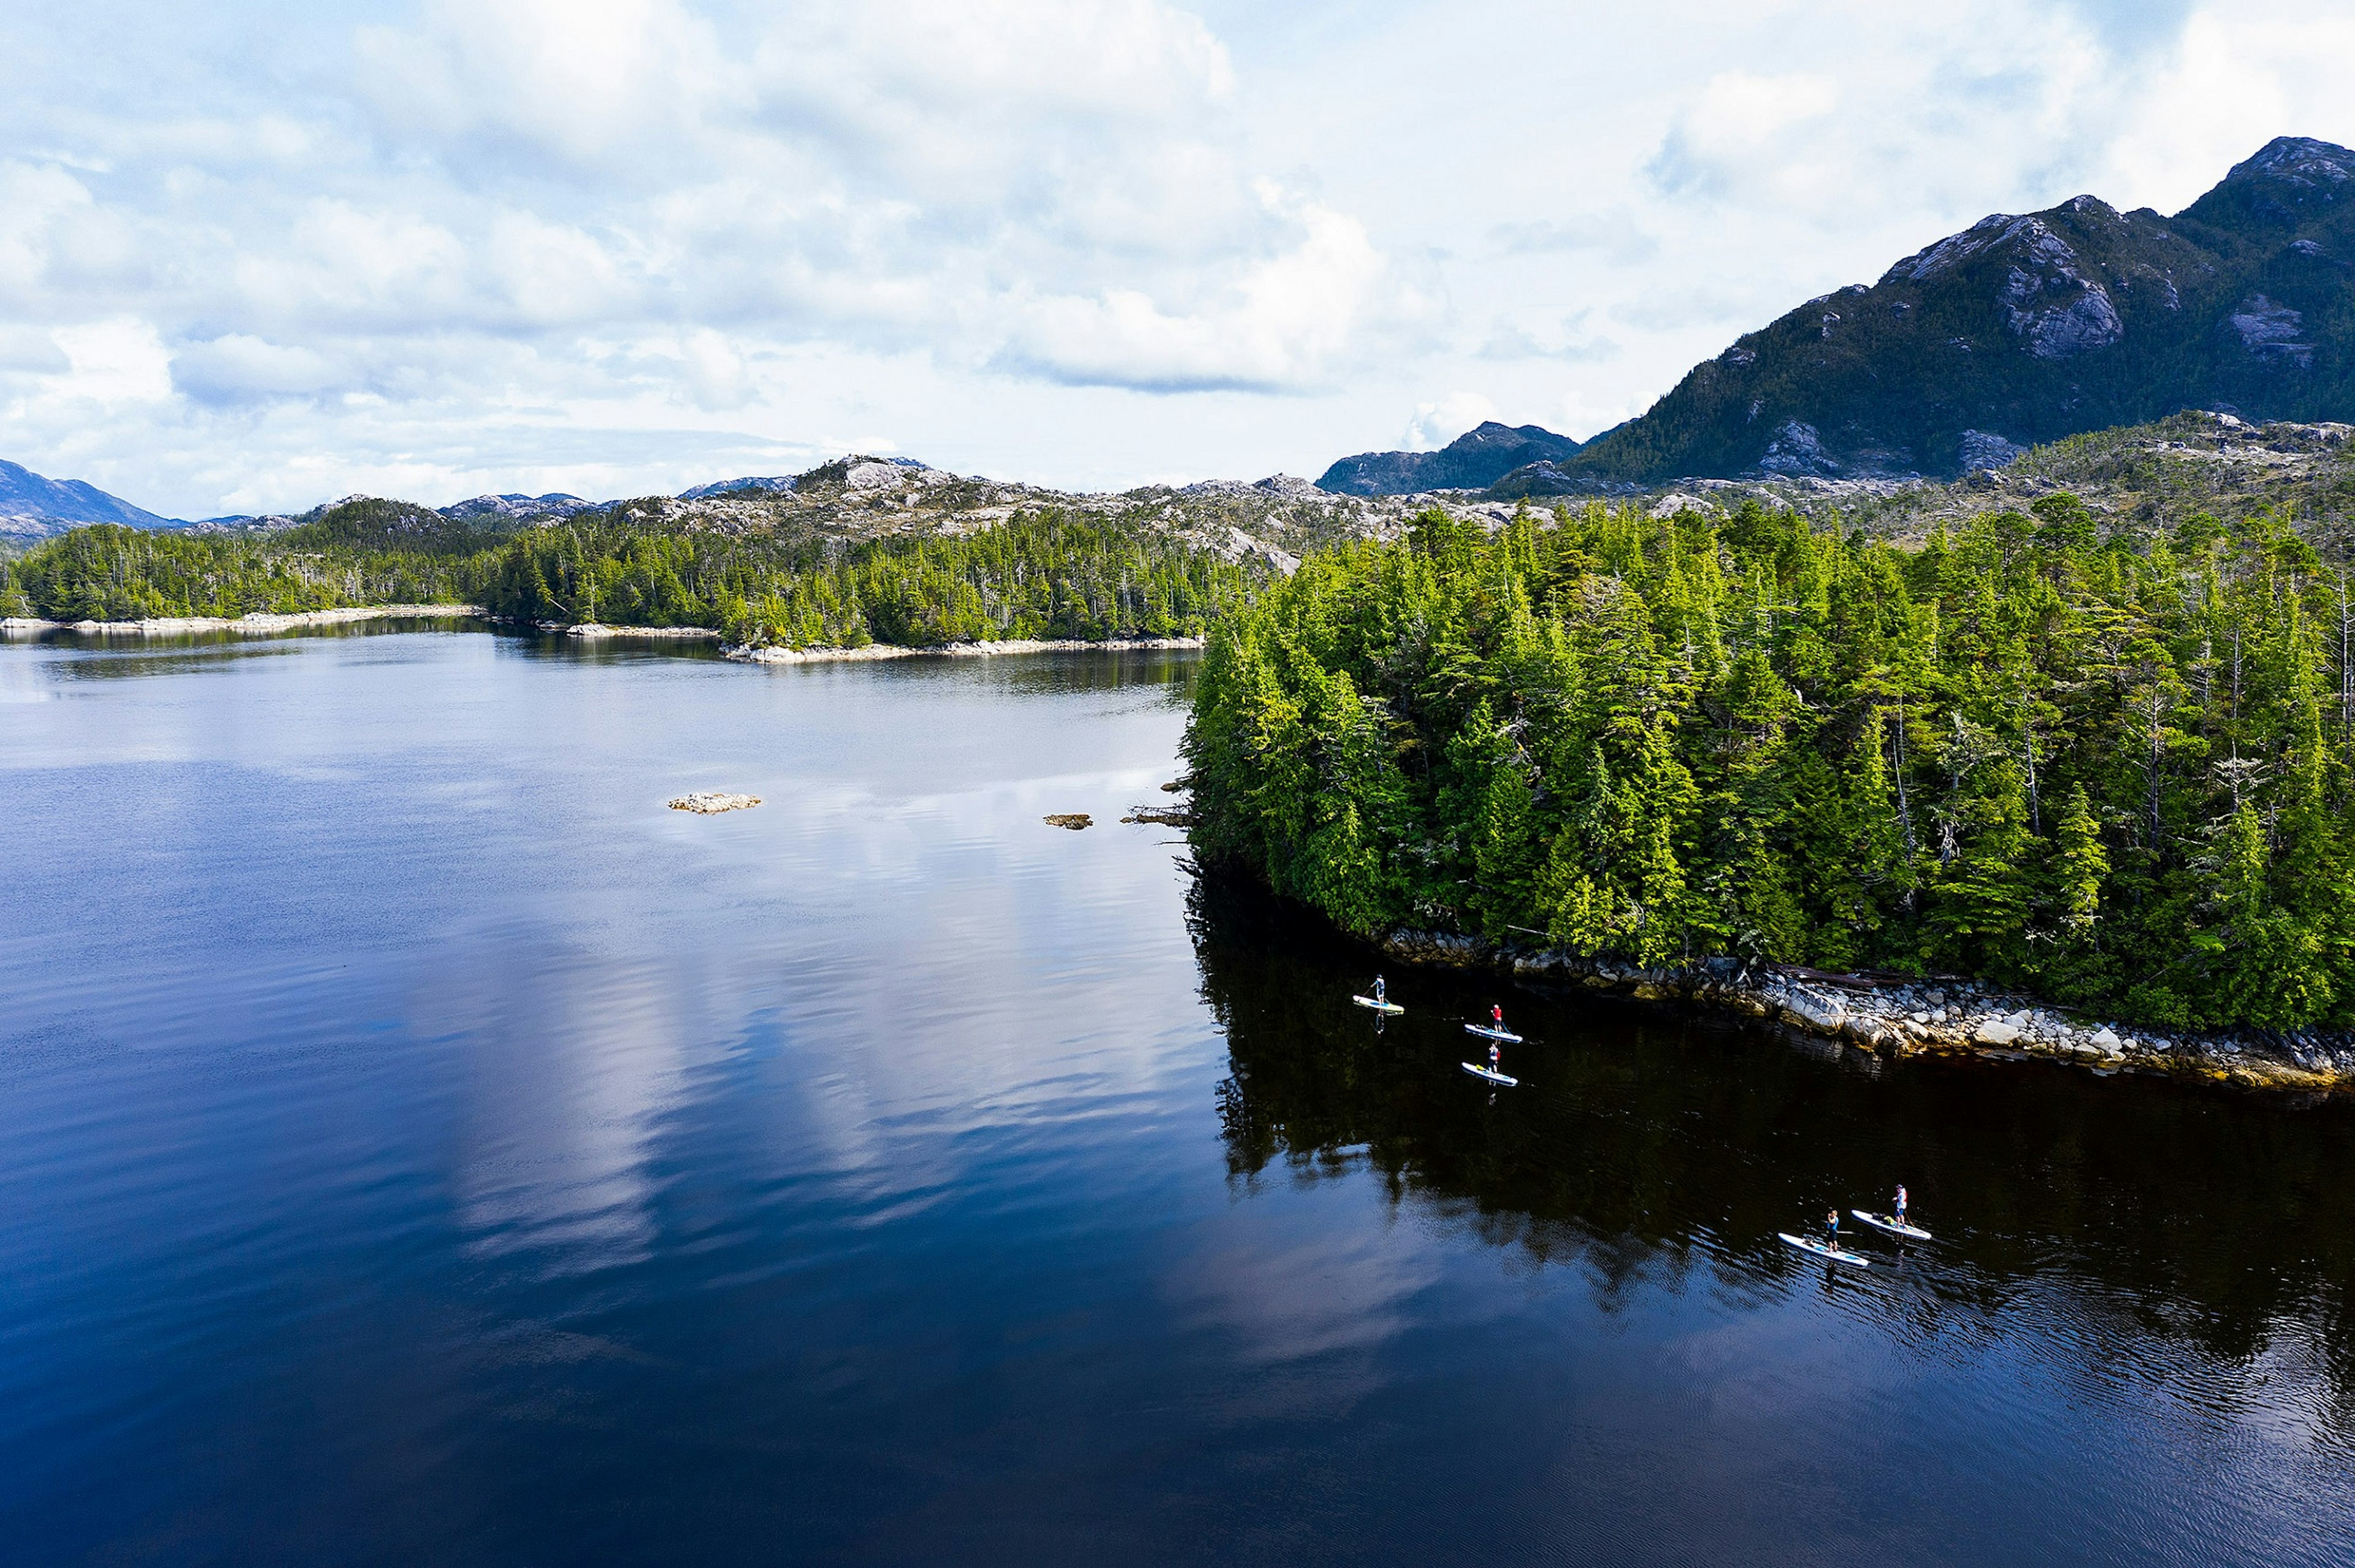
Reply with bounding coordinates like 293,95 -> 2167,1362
1779,1232 -> 1869,1266
1461,1062 -> 1518,1086
1465,1023 -> 1522,1043
1851,1210 -> 1931,1241
1353,995 -> 1404,1014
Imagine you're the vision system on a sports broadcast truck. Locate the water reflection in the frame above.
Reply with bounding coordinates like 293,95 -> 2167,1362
1190,871 -> 2355,1429
3,613 -> 484,666
425,941 -> 704,1263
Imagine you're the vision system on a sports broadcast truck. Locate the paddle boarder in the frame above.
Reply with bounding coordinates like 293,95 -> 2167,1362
1490,1003 -> 1506,1034
1374,974 -> 1387,1007
1825,1209 -> 1841,1251
1488,1041 -> 1502,1075
1894,1184 -> 1909,1229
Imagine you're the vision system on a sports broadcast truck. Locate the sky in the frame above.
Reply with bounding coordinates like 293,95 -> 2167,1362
6,0 -> 2355,518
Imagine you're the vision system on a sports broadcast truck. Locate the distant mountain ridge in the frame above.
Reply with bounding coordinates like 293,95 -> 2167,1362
1,459 -> 176,538
1542,136 -> 2355,487
441,492 -> 598,524
4,466 -> 823,541
678,475 -> 797,500
1316,421 -> 1582,495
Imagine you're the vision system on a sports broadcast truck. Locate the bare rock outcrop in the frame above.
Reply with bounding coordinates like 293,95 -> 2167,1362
1368,927 -> 2355,1092
668,792 -> 762,814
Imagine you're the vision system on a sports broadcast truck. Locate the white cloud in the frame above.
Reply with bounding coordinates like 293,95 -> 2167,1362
47,320 -> 174,408
1489,211 -> 1659,266
1403,391 -> 1498,451
173,335 -> 346,404
2095,9 -> 2355,211
678,329 -> 755,411
0,0 -> 2351,516
1652,69 -> 1842,193
357,0 -> 745,178
1008,189 -> 1397,391
0,325 -> 71,376
1479,310 -> 1618,365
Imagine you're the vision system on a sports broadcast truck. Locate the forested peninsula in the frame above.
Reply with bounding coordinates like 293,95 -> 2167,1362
0,502 -> 1253,649
1184,499 -> 2355,1039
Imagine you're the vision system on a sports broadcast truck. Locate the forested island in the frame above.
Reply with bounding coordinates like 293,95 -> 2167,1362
1184,499 -> 2355,1035
0,502 -> 1253,648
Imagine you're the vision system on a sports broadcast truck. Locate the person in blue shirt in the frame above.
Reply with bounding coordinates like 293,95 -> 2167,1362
1373,974 -> 1386,1006
1825,1209 -> 1841,1250
1895,1184 -> 1909,1228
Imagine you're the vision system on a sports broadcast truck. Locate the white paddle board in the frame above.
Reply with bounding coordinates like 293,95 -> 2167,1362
1465,1023 -> 1522,1043
1460,1062 -> 1518,1086
1851,1210 -> 1931,1241
1353,995 -> 1404,1014
1779,1232 -> 1869,1266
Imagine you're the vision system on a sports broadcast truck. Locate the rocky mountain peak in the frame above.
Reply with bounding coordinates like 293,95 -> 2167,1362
781,455 -> 936,495
678,475 -> 797,500
2185,136 -> 2355,229
1452,421 -> 1561,452
1315,420 -> 1582,495
2232,136 -> 2354,188
442,492 -> 596,523
1549,136 -> 2355,487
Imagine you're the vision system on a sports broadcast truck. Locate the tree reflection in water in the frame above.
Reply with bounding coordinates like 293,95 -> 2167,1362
1190,871 -> 2355,1424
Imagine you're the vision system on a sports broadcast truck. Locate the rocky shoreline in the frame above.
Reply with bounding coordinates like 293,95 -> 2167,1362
552,622 -> 722,640
2,605 -> 481,635
1377,930 -> 2355,1092
0,613 -> 1208,661
725,635 -> 1205,665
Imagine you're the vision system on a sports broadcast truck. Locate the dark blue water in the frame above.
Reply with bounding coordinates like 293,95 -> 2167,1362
2,625 -> 2352,1566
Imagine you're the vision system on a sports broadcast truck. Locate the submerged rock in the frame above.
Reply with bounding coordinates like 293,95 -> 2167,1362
1044,813 -> 1093,830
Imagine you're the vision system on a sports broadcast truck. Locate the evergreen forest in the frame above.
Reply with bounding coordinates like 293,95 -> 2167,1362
0,509 -> 1253,648
475,511 -> 1248,646
1183,499 -> 2355,1031
1,523 -> 471,623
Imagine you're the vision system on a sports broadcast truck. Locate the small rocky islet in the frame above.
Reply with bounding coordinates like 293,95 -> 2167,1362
668,792 -> 762,814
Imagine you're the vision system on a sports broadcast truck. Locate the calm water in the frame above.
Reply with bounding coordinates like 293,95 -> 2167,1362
3,625 -> 2353,1566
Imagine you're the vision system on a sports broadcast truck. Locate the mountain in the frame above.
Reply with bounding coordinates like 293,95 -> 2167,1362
440,492 -> 598,524
1555,136 -> 2355,485
270,497 -> 515,554
0,459 -> 178,539
678,475 -> 798,500
1315,421 -> 1583,495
